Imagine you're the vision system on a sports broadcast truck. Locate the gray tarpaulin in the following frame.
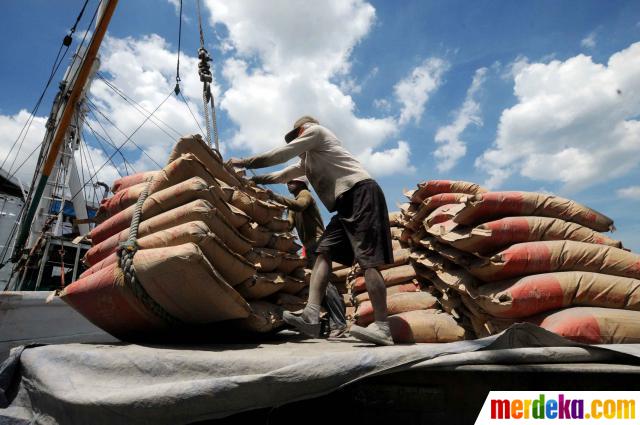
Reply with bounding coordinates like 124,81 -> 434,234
2,323 -> 640,425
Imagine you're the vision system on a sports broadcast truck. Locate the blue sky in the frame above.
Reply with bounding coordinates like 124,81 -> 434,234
1,0 -> 639,250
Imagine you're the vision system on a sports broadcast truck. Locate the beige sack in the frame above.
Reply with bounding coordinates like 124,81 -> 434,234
133,243 -> 251,323
453,191 -> 614,232
354,280 -> 421,304
389,310 -> 467,343
235,301 -> 284,333
245,248 -> 282,272
236,274 -> 286,300
355,291 -> 438,326
473,271 -> 640,318
534,307 -> 640,344
132,221 -> 256,286
431,216 -> 623,255
350,264 -> 417,293
469,240 -> 640,282
239,222 -> 272,247
167,134 -> 242,188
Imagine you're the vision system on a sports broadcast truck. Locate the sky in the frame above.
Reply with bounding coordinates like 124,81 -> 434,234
0,0 -> 639,251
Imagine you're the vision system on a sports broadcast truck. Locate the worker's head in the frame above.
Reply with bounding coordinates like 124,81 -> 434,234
284,116 -> 319,143
287,177 -> 308,194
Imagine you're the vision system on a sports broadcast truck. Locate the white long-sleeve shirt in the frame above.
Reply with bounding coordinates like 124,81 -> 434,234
244,124 -> 371,212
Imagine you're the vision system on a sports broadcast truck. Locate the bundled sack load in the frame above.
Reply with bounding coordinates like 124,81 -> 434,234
61,244 -> 251,339
60,134 -> 310,340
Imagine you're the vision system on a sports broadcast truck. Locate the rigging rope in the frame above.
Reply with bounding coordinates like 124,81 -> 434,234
86,99 -> 163,168
69,89 -> 174,203
0,0 -> 92,176
95,73 -> 182,139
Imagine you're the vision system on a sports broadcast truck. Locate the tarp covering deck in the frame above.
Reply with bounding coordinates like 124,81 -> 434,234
2,323 -> 640,424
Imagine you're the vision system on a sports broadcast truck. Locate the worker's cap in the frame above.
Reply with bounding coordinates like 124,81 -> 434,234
284,116 -> 319,143
287,176 -> 309,188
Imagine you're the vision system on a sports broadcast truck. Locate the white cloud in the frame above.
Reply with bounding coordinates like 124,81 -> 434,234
0,33 -> 210,201
476,41 -> 640,191
358,141 -> 416,177
433,67 -> 487,172
207,0 -> 410,175
167,0 -> 180,14
501,55 -> 529,81
394,58 -> 449,125
0,110 -> 47,185
618,186 -> 640,200
89,34 -> 213,163
581,32 -> 597,49
373,98 -> 391,111
0,109 -> 121,206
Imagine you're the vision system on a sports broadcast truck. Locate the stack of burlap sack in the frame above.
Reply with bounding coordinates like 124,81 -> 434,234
59,135 -> 309,340
333,213 -> 468,344
392,179 -> 640,344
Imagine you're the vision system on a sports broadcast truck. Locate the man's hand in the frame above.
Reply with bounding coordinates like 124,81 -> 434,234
227,157 -> 246,168
265,189 -> 275,199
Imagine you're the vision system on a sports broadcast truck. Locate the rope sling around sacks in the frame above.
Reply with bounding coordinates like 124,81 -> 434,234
117,178 -> 182,326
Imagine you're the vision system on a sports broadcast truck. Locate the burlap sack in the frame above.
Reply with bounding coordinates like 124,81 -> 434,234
97,154 -> 220,222
468,240 -> 640,282
473,271 -> 640,318
425,204 -> 465,228
272,292 -> 306,312
354,280 -> 421,304
245,248 -> 282,272
269,233 -> 301,253
350,264 -> 417,293
266,217 -> 292,233
278,254 -> 307,274
355,291 -> 438,326
239,222 -> 272,247
61,243 -> 251,338
431,216 -> 623,255
236,274 -> 286,300
90,177 -> 250,245
389,310 -> 467,343
281,275 -> 308,295
84,199 -> 253,266
84,222 -> 256,286
405,193 -> 468,231
111,170 -> 158,194
234,301 -> 284,333
533,307 -> 640,344
167,134 -> 242,188
404,180 -> 487,204
453,192 -> 614,232
229,190 -> 285,226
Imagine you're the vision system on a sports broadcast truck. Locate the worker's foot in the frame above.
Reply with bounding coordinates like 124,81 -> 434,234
283,311 -> 322,338
350,321 -> 394,346
329,326 -> 349,339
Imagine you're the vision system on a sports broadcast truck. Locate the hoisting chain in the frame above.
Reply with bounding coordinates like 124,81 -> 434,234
196,0 -> 220,150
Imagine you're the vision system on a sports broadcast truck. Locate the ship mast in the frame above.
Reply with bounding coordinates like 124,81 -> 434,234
11,0 -> 119,263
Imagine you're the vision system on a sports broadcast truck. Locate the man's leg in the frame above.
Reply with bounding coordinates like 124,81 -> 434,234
282,253 -> 332,337
349,267 -> 393,345
303,252 -> 331,321
363,267 -> 387,322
